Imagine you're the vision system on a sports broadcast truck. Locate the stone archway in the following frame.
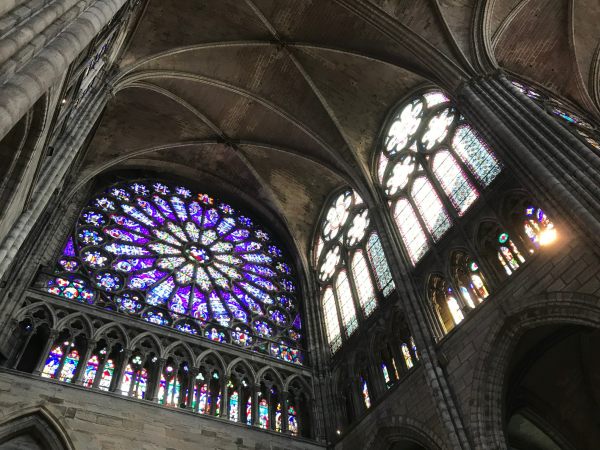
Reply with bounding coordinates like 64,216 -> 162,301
469,293 -> 600,449
0,410 -> 73,450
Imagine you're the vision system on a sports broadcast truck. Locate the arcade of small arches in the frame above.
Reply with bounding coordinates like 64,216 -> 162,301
1,79 -> 599,449
7,301 -> 313,437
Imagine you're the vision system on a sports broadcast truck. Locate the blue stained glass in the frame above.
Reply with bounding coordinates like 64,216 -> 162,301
292,314 -> 301,329
95,197 -> 116,212
129,270 -> 167,289
112,258 -> 155,272
152,183 -> 170,195
78,228 -> 104,246
110,215 -> 149,235
235,241 -> 261,253
130,183 -> 149,196
104,228 -> 148,244
238,216 -> 253,227
137,198 -> 165,224
105,243 -> 151,256
81,210 -> 107,227
253,320 -> 272,337
63,237 -> 76,256
144,310 -> 170,326
244,273 -> 277,291
209,291 -> 231,326
116,292 -> 143,313
147,277 -> 175,305
175,187 -> 192,198
59,258 -> 79,272
205,326 -> 226,342
95,271 -> 123,292
108,188 -> 130,202
219,203 -> 234,214
191,288 -> 209,321
51,181 -> 302,365
187,201 -> 203,225
276,262 -> 291,275
244,264 -> 276,278
281,280 -> 295,292
170,196 -> 188,222
151,195 -> 176,221
220,290 -> 248,322
169,286 -> 191,314
176,322 -> 198,335
268,245 -> 282,257
204,209 -> 219,227
232,326 -> 252,346
270,310 -> 287,325
225,229 -> 250,242
217,217 -> 236,236
238,282 -> 273,304
241,253 -> 272,264
233,286 -> 264,315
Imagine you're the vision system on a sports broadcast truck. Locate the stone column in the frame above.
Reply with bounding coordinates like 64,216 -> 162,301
0,0 -> 128,141
281,391 -> 289,433
219,375 -> 229,418
251,385 -> 260,426
149,358 -> 165,402
112,349 -> 131,394
10,327 -> 33,369
186,368 -> 198,409
32,329 -> 58,375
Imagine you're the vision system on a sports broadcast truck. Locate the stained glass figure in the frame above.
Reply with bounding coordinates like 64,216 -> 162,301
41,345 -> 64,378
46,181 -> 303,364
59,349 -> 80,382
382,363 -> 391,386
83,355 -> 99,387
258,397 -> 269,429
98,359 -> 114,391
497,233 -> 526,275
288,406 -> 299,435
401,343 -> 414,369
361,377 -> 371,408
229,389 -> 239,422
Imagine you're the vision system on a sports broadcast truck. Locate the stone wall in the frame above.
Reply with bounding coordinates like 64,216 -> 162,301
0,370 -> 324,450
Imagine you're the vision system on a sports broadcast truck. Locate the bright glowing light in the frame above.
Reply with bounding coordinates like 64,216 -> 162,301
539,228 -> 557,246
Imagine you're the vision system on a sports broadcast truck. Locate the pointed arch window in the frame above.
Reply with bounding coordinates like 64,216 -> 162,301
314,190 -> 395,352
377,89 -> 502,264
511,80 -> 600,151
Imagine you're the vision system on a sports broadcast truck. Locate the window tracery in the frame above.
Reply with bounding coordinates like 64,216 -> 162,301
511,80 -> 600,151
315,190 -> 395,352
377,89 -> 501,265
42,181 -> 303,365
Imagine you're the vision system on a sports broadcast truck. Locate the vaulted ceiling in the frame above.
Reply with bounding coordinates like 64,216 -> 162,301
77,0 -> 600,265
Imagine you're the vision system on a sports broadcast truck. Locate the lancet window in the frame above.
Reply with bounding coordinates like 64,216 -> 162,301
315,190 -> 394,352
377,90 -> 501,264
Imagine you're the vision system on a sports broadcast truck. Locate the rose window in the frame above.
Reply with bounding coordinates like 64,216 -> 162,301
44,181 -> 303,364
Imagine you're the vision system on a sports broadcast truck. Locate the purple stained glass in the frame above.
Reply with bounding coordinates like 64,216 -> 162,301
63,237 -> 76,257
49,181 -> 302,365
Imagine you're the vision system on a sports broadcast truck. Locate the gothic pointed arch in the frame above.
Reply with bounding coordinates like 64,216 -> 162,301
0,409 -> 74,450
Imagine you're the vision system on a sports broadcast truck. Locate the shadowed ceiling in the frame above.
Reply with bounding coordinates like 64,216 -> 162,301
77,0 -> 600,264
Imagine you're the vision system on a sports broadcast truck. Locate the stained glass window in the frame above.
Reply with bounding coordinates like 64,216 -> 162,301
497,233 -> 525,275
381,363 -> 391,386
351,251 -> 376,316
44,181 -> 303,364
288,406 -> 298,435
258,397 -> 269,429
378,89 -> 502,264
366,234 -> 394,297
316,190 -> 396,353
511,80 -> 600,151
361,377 -> 371,408
432,151 -> 479,215
229,390 -> 239,421
99,359 -> 114,391
401,343 -> 414,369
58,349 -> 80,382
322,287 -> 341,351
394,199 -> 428,264
524,206 -> 556,248
41,345 -> 64,378
83,355 -> 99,387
